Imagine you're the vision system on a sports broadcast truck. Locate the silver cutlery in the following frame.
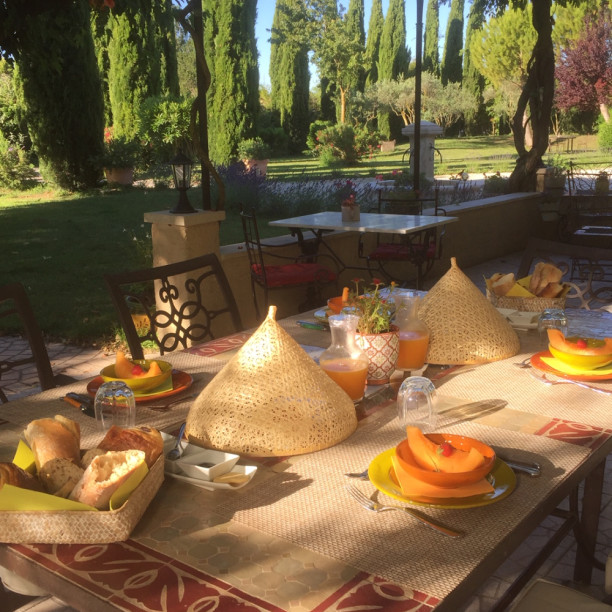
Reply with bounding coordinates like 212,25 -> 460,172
345,483 -> 462,538
495,456 -> 541,477
528,370 -> 612,396
345,469 -> 369,480
167,423 -> 186,460
513,356 -> 533,369
147,394 -> 195,412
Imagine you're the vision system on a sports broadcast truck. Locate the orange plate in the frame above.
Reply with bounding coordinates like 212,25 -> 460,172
87,370 -> 193,403
531,350 -> 612,382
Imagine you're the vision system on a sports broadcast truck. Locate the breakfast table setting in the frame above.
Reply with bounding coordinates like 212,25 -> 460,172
1,258 -> 612,612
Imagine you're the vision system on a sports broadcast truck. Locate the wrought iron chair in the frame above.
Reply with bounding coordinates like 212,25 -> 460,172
518,238 -> 612,310
240,207 -> 338,320
360,188 -> 447,288
104,253 -> 243,360
0,282 -> 74,403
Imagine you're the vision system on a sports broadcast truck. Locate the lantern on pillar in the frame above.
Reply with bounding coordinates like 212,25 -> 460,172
170,153 -> 196,214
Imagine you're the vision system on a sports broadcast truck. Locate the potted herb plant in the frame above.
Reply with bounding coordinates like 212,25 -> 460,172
237,137 -> 271,177
101,137 -> 141,186
347,278 -> 399,385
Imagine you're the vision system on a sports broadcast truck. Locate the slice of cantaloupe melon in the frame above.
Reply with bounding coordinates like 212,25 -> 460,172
114,351 -> 162,379
405,426 -> 485,473
141,360 -> 163,378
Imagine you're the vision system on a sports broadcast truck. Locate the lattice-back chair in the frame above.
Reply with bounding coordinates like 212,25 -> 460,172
0,282 -> 61,403
240,207 -> 338,320
104,253 -> 243,360
518,238 -> 612,310
360,188 -> 447,288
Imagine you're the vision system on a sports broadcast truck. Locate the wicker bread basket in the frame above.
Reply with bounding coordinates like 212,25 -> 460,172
419,257 -> 520,364
0,456 -> 163,544
486,287 -> 569,312
186,306 -> 358,456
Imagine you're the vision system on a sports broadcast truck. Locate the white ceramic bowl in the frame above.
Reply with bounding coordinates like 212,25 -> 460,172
175,448 -> 239,481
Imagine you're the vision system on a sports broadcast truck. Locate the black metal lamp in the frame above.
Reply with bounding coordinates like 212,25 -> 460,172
170,152 -> 196,214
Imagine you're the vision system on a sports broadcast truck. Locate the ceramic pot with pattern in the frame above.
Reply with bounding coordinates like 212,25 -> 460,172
356,326 -> 399,385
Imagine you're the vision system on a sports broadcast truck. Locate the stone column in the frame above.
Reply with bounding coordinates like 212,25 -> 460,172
402,120 -> 443,183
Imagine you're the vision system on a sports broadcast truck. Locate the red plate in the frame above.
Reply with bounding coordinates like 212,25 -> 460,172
530,350 -> 612,382
87,370 -> 194,403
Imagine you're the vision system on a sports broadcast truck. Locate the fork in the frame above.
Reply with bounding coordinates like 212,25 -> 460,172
528,370 -> 612,396
345,483 -> 462,538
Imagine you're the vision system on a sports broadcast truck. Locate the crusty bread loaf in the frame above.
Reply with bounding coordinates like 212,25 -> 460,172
38,458 -> 84,497
81,448 -> 106,469
538,282 -> 564,298
0,462 -> 43,492
529,262 -> 563,296
98,426 -> 163,467
491,272 -> 515,297
69,450 -> 146,510
24,416 -> 81,472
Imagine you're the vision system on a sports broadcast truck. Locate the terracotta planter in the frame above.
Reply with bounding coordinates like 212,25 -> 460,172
341,205 -> 360,222
105,167 -> 134,186
243,159 -> 269,177
356,326 -> 400,385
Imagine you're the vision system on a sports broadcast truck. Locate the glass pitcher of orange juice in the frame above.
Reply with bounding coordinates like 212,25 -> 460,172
394,293 -> 430,371
320,313 -> 369,402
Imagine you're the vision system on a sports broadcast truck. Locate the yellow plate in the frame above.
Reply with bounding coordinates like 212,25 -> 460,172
368,448 -> 516,509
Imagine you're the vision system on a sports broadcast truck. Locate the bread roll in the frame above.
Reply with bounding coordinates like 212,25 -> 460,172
529,263 -> 563,296
0,463 -> 43,492
491,272 -> 515,297
98,426 -> 163,467
539,282 -> 564,298
38,458 -> 84,497
24,416 -> 81,472
69,450 -> 146,510
81,448 -> 106,469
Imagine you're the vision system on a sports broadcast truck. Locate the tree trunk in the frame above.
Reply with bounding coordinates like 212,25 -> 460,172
340,86 -> 346,124
600,102 -> 610,123
508,0 -> 554,193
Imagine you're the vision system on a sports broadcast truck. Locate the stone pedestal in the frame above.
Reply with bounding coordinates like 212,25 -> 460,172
143,210 -> 226,266
401,120 -> 443,183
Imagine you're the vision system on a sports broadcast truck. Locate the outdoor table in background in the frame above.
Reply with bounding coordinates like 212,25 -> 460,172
0,307 -> 611,612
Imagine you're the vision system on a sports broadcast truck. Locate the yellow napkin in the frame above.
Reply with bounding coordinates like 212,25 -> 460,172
135,375 -> 174,397
541,356 -> 612,377
391,455 -> 494,499
0,442 -> 148,512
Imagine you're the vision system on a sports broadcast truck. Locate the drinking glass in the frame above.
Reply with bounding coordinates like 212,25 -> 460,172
537,308 -> 568,351
397,376 -> 437,432
94,381 -> 136,430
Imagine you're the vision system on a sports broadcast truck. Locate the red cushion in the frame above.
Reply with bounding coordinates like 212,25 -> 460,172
252,263 -> 337,288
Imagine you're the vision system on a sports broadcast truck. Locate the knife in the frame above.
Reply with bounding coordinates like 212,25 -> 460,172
296,320 -> 329,331
61,392 -> 95,418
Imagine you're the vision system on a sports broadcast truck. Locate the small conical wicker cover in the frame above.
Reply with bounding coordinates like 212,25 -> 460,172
185,306 -> 358,456
419,257 -> 520,365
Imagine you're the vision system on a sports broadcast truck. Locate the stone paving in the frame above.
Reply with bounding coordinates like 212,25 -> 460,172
2,249 -> 611,611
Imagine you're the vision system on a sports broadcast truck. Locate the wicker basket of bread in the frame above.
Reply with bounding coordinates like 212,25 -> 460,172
485,262 -> 570,312
0,416 -> 164,543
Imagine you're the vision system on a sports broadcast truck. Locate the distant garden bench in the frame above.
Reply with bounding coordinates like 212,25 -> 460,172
548,134 -> 576,153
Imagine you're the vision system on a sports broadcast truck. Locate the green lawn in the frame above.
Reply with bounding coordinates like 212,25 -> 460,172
0,133 -> 607,346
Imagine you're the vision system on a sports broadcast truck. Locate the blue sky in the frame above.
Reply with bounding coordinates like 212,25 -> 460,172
255,1 -> 454,88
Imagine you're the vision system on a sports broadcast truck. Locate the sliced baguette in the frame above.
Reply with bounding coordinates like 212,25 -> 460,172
24,416 -> 81,472
39,457 -> 84,497
491,272 -> 516,297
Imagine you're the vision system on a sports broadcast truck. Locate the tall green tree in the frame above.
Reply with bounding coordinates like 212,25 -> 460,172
203,0 -> 259,165
345,0 -> 366,98
270,0 -> 310,152
106,0 -> 179,140
317,0 -> 338,122
462,2 -> 487,134
423,0 -> 440,75
364,0 -> 384,88
441,0 -> 465,85
377,0 -> 409,138
15,2 -> 104,188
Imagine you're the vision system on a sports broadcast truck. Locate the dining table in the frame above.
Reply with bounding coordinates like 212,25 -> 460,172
1,306 -> 611,612
269,211 -> 458,282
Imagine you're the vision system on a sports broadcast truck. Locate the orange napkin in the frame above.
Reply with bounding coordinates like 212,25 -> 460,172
391,455 -> 494,499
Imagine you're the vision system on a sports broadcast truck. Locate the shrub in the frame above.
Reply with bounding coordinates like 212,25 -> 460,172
237,137 -> 271,160
482,173 -> 509,195
0,134 -> 38,190
306,120 -> 333,151
598,120 -> 612,150
99,136 -> 141,169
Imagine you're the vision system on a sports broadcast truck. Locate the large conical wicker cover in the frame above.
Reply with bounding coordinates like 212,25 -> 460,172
185,306 -> 358,456
419,258 -> 520,364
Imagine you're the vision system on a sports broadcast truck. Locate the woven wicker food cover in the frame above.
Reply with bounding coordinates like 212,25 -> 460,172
418,257 -> 520,364
185,306 -> 358,456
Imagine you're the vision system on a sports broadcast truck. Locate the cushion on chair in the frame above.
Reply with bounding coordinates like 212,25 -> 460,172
252,263 -> 337,288
509,579 -> 612,612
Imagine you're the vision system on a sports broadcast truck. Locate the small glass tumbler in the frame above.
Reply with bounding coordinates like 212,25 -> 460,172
397,376 -> 437,433
537,308 -> 568,351
94,381 -> 136,430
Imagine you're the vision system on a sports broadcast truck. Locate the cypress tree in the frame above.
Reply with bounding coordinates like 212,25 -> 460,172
463,2 -> 488,134
15,2 -> 104,189
270,0 -> 310,152
364,0 -> 384,88
423,0 -> 440,76
378,0 -> 409,139
346,0 -> 366,94
319,0 -> 338,122
441,0 -> 465,85
204,0 -> 259,165
104,0 -> 179,140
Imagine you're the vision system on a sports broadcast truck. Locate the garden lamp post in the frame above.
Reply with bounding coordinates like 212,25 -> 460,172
170,152 -> 196,214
